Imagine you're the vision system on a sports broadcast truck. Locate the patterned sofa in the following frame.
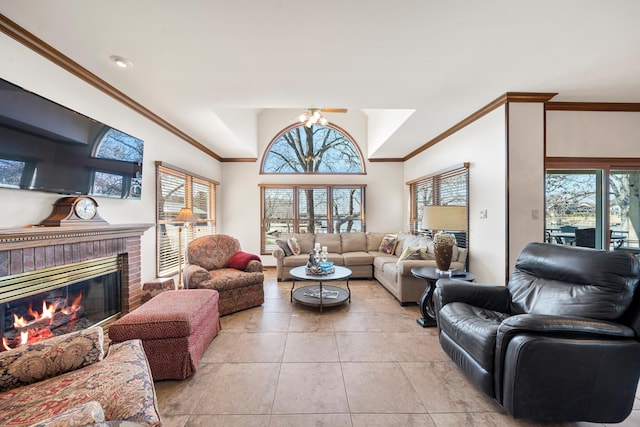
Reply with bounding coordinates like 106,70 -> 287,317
0,326 -> 161,426
183,234 -> 264,316
272,232 -> 467,305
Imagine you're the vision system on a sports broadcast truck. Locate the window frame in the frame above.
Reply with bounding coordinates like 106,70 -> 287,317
260,122 -> 366,175
259,184 -> 367,254
407,163 -> 469,245
545,157 -> 640,250
155,161 -> 218,277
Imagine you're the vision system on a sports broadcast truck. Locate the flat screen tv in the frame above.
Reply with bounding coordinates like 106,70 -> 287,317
0,77 -> 143,199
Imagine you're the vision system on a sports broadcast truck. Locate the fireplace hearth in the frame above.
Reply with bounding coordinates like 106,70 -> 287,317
0,223 -> 152,348
0,256 -> 122,350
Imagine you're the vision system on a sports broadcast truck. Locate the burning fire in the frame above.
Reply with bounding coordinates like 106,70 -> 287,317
2,294 -> 83,351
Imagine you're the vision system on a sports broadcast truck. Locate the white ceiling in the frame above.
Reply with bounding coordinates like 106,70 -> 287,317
1,0 -> 639,160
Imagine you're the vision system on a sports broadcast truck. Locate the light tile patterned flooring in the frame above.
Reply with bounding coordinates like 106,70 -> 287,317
155,269 -> 640,427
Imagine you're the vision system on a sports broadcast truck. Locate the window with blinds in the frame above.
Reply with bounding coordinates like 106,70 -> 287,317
156,162 -> 218,277
260,185 -> 366,253
408,163 -> 469,243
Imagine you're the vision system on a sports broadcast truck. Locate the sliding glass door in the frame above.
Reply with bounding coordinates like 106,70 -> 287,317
545,167 -> 640,251
610,170 -> 640,249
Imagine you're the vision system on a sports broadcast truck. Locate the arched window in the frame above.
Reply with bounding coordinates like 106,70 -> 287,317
94,127 -> 144,162
90,127 -> 144,198
261,123 -> 364,174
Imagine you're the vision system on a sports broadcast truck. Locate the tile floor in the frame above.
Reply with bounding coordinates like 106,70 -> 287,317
154,269 -> 640,427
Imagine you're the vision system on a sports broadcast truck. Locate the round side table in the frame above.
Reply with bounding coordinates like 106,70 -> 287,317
411,266 -> 475,327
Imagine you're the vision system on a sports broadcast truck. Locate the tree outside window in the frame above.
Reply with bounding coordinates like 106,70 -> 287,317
545,168 -> 640,249
260,123 -> 366,254
262,123 -> 363,174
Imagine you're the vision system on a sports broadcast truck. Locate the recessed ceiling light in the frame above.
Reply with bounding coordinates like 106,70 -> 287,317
109,55 -> 133,69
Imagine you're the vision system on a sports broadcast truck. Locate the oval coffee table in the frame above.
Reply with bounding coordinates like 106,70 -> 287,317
290,265 -> 352,312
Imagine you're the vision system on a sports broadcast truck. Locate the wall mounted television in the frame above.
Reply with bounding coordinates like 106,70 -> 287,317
0,77 -> 143,199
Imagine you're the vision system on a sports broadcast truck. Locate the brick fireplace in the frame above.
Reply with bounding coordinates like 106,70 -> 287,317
0,223 -> 152,319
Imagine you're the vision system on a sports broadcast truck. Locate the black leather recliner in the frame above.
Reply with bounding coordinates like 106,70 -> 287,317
433,242 -> 640,422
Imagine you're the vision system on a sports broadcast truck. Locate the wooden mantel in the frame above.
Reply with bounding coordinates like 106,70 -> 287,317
0,223 -> 153,250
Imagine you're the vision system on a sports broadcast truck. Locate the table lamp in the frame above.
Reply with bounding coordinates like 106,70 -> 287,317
421,205 -> 467,274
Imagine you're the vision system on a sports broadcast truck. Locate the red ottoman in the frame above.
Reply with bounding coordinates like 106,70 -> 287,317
108,289 -> 221,380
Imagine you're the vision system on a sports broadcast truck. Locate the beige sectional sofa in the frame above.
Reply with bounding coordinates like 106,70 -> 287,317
272,232 -> 467,305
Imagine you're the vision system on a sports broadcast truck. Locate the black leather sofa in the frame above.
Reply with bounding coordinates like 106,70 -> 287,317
433,242 -> 640,422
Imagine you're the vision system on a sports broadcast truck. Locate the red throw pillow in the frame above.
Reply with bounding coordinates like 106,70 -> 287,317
227,251 -> 261,270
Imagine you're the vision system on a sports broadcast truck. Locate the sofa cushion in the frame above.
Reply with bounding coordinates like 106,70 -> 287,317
509,243 -> 640,319
342,232 -> 367,253
439,302 -> 510,370
187,234 -> 241,270
204,269 -> 264,292
402,235 -> 436,254
315,234 -> 341,253
0,326 -> 104,393
367,232 -> 387,252
373,254 -> 398,270
343,251 -> 374,266
324,253 -> 344,265
283,254 -> 310,267
382,261 -> 398,278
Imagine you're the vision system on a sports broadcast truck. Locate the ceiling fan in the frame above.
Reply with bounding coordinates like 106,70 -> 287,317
297,108 -> 347,127
317,108 -> 347,113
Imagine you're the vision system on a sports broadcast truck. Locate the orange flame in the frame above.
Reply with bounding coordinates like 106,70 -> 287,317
2,295 -> 82,351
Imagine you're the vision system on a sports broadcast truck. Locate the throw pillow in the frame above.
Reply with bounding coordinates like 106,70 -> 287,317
397,246 -> 424,262
287,236 -> 301,255
0,326 -> 104,392
276,238 -> 293,256
378,234 -> 398,255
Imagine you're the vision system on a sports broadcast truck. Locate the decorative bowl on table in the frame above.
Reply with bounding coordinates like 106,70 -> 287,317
319,261 -> 334,271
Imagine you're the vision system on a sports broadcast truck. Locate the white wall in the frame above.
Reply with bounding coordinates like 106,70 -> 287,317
547,111 -> 640,157
0,33 -> 222,284
507,103 -> 546,273
404,107 -> 508,285
221,109 -> 405,266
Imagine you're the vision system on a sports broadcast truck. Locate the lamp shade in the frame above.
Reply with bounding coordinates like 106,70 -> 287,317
174,207 -> 196,223
421,205 -> 467,231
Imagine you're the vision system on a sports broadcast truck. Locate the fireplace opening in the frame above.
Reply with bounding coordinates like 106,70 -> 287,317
0,256 -> 122,351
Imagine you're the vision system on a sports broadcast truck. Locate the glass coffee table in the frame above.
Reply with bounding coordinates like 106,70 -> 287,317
289,265 -> 352,312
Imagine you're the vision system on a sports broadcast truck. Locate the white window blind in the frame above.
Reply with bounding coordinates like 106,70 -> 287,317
156,162 -> 217,276
408,163 -> 469,243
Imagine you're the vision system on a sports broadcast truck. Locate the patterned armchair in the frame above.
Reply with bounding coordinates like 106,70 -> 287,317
184,234 -> 264,315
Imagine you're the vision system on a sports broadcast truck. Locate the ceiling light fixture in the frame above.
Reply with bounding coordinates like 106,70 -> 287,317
298,109 -> 328,128
109,55 -> 133,69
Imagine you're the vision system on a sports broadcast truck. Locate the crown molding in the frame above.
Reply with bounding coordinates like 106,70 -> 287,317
220,157 -> 258,163
546,102 -> 640,112
0,14 -> 223,162
368,158 -> 404,162
403,92 -> 557,161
